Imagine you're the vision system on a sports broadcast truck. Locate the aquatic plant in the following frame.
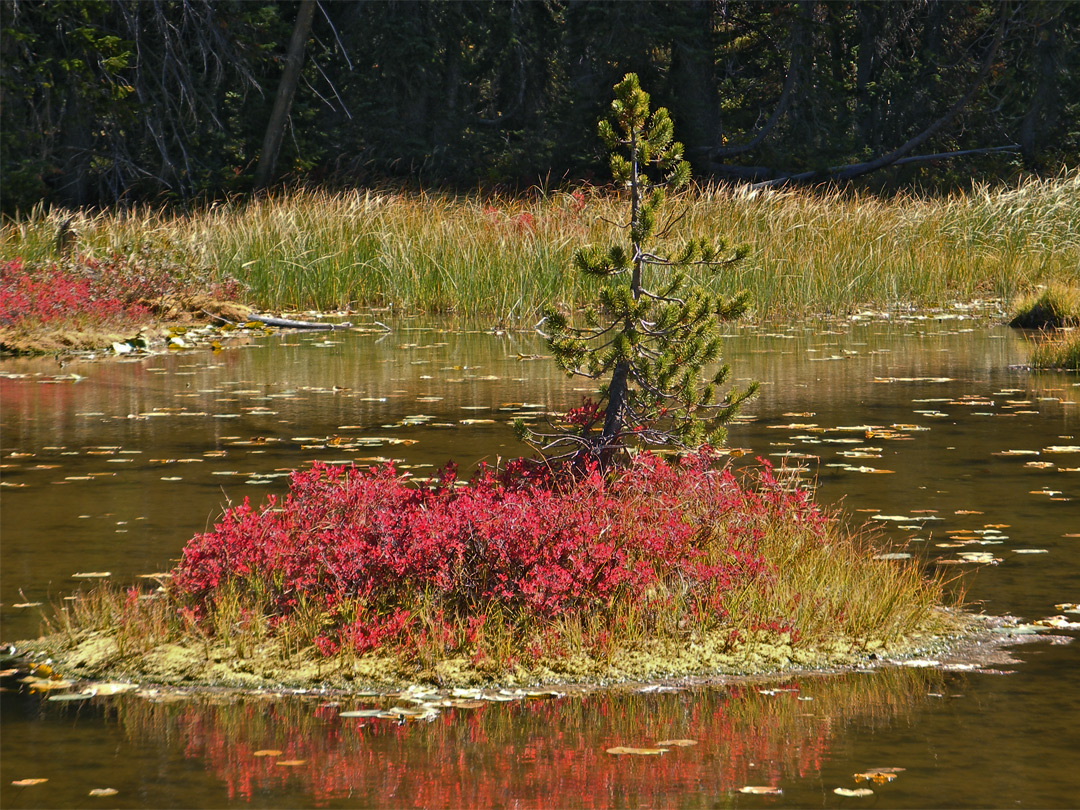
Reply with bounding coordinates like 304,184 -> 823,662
1030,332 -> 1080,371
523,74 -> 756,462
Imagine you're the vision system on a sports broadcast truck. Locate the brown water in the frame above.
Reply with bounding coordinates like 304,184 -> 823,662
2,316 -> 1078,808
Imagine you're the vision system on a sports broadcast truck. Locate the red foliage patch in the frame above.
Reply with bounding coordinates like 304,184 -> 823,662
0,254 -> 241,329
172,451 -> 828,657
0,257 -> 150,327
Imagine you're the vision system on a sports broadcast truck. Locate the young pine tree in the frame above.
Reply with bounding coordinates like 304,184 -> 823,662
519,73 -> 757,465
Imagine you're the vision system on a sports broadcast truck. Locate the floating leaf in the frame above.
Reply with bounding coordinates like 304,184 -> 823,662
11,779 -> 48,787
655,739 -> 697,747
854,767 -> 905,783
47,692 -> 91,702
275,760 -> 307,767
739,786 -> 782,795
92,683 -> 137,696
71,572 -> 111,579
1034,615 -> 1080,629
339,709 -> 384,718
606,746 -> 668,756
252,750 -> 282,757
958,552 -> 999,563
834,787 -> 874,797
89,788 -> 118,797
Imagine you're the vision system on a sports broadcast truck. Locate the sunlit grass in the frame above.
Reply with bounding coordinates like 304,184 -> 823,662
3,173 -> 1077,319
1009,282 -> 1080,329
1030,331 -> 1080,371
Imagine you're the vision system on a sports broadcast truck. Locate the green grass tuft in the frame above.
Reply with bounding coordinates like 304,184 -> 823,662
1030,331 -> 1080,371
1009,283 -> 1080,329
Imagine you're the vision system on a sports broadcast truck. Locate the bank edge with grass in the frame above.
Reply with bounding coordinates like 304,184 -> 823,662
21,451 -> 968,691
4,174 -> 1078,323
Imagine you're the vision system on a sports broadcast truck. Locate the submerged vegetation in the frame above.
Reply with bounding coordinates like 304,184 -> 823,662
2,174 -> 1077,321
31,452 -> 959,689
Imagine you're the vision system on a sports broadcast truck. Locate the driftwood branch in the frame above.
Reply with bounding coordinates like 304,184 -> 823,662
248,314 -> 352,330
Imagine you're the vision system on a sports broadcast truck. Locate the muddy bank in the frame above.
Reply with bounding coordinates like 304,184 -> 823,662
6,613 -> 1065,706
8,608 -> 1032,698
0,295 -> 253,355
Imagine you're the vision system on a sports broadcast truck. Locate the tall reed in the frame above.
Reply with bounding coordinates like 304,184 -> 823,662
4,174 -> 1077,318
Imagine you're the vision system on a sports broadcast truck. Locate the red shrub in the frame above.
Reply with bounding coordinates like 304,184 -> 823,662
172,451 -> 828,656
0,253 -> 241,329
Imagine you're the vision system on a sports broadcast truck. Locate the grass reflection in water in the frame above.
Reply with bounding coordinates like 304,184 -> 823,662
112,667 -> 940,807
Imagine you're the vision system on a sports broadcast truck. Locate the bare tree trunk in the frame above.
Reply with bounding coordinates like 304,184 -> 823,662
254,0 -> 317,190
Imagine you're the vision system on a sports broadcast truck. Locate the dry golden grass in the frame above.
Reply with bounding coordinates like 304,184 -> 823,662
4,173 -> 1077,318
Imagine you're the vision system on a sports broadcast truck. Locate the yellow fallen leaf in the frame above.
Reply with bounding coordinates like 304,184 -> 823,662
854,767 -> 905,783
739,786 -> 782,795
11,778 -> 48,787
252,750 -> 282,757
275,760 -> 307,767
89,788 -> 118,797
655,739 -> 697,747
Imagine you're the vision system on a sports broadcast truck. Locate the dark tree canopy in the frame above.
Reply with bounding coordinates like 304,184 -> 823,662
2,0 -> 1077,212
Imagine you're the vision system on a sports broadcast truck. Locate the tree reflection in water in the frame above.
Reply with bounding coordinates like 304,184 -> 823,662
115,668 -> 943,807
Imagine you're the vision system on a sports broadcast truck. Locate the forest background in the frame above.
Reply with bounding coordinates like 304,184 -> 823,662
2,0 -> 1077,214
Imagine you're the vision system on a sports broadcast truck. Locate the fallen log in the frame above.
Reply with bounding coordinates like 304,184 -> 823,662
248,314 -> 353,330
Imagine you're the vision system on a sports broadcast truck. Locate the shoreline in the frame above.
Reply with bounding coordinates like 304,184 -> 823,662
4,613 -> 1055,702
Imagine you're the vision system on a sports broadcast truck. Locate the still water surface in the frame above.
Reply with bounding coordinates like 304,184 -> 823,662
1,317 -> 1077,807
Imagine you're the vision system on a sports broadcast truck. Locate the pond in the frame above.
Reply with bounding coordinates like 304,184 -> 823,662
2,314 -> 1078,808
